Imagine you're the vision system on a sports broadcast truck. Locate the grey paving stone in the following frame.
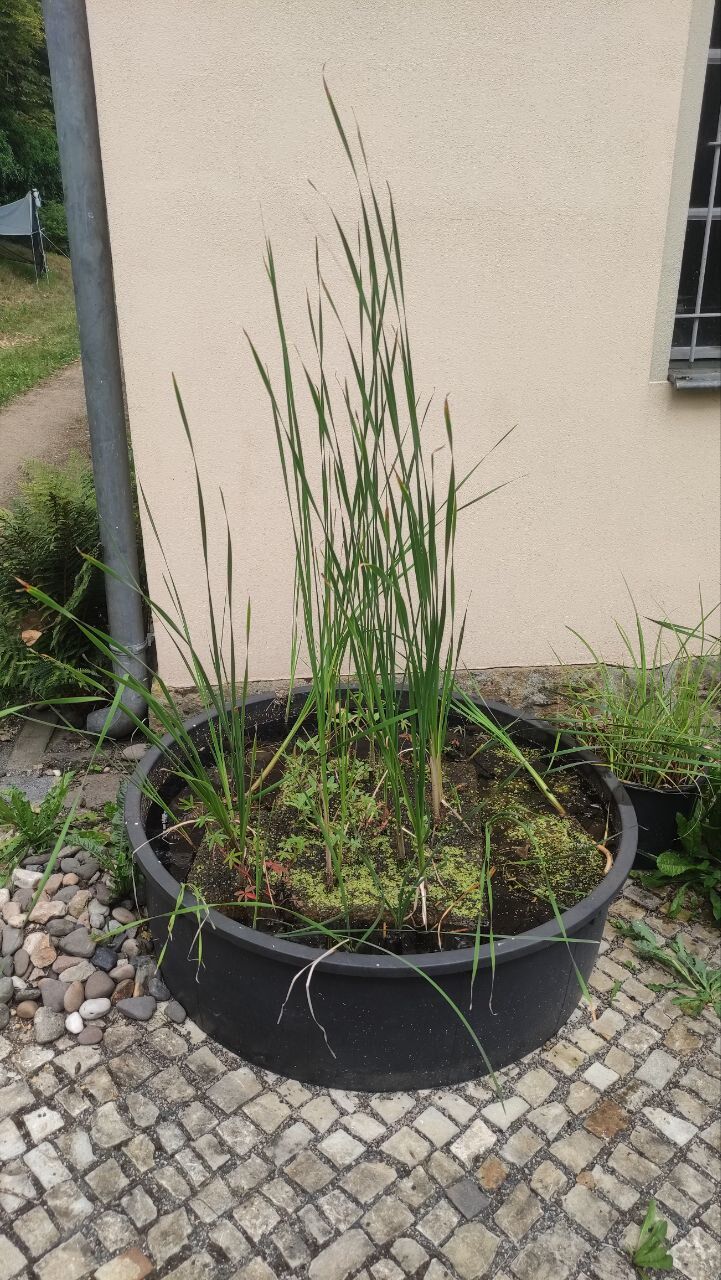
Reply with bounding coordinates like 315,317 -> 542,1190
319,1188 -> 362,1229
308,1227 -> 374,1280
122,1185 -> 158,1228
629,1123 -> 675,1166
179,1099 -> 217,1138
93,1208 -> 138,1251
91,1100 -> 133,1148
362,1194 -> 415,1244
343,1111 -> 385,1142
371,1261 -> 404,1280
298,1203 -> 334,1245
380,1126 -> 431,1167
494,1181 -> 542,1241
643,1104 -> 698,1145
391,1237 -> 429,1273
44,1180 -> 94,1228
608,1141 -> 660,1187
233,1261 -> 278,1280
635,1048 -> 679,1089
500,1124 -> 544,1166
0,1231 -> 31,1277
515,1067 -> 557,1106
427,1149 -> 464,1188
154,1164 -> 191,1202
193,1130 -> 230,1170
84,1156 -> 129,1203
673,1226 -> 721,1280
146,1207 -> 191,1266
413,1105 -> 460,1147
13,1205 -> 60,1258
483,1096 -> 529,1130
233,1191 -> 280,1242
587,1164 -> 639,1211
589,1246 -> 636,1280
164,1252 -> 216,1279
433,1091 -> 476,1125
418,1198 -> 461,1246
396,1165 -> 435,1208
270,1119 -> 314,1165
207,1066 -> 261,1112
341,1159 -> 397,1203
186,1046 -> 227,1081
0,1080 -> 34,1119
286,1147 -> 335,1192
443,1221 -> 500,1279
244,1091 -> 291,1133
209,1218 -> 250,1265
563,1182 -> 619,1240
276,1221 -> 312,1268
23,1141 -> 70,1190
319,1128 -> 366,1167
300,1095 -> 341,1133
447,1176 -> 490,1219
34,1231 -> 98,1280
125,1133 -> 156,1173
527,1101 -> 571,1139
191,1173 -> 234,1223
550,1129 -> 603,1172
370,1094 -> 414,1124
424,1263 -> 456,1280
449,1117 -> 495,1164
511,1224 -> 589,1280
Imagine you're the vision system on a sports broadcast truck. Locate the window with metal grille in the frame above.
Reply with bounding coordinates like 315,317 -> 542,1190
669,3 -> 720,386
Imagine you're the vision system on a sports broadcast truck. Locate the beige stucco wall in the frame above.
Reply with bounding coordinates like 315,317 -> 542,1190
86,0 -> 720,686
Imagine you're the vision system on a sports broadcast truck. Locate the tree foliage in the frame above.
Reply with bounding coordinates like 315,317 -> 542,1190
0,0 -> 65,239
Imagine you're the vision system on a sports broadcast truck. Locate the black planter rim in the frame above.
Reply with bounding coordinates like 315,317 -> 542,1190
125,691 -> 638,979
622,778 -> 703,799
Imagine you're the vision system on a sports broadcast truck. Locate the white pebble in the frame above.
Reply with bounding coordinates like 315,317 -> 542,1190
12,867 -> 43,892
65,1012 -> 83,1035
79,997 -> 111,1021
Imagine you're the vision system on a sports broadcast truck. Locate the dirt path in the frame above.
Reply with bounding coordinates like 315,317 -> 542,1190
0,358 -> 89,505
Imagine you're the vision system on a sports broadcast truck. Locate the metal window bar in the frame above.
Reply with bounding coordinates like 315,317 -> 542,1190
690,106 -> 720,362
671,35 -> 721,364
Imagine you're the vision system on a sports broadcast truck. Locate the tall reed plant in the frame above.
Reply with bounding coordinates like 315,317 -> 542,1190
248,83 -> 510,906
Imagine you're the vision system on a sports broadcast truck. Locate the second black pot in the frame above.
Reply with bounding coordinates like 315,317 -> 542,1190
624,780 -> 701,867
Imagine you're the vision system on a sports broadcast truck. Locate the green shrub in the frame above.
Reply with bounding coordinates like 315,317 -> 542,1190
0,455 -> 111,704
0,771 -> 73,884
562,603 -> 720,789
631,1200 -> 673,1275
38,199 -> 68,254
641,776 -> 721,922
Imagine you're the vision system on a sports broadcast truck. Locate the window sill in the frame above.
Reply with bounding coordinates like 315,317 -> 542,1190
668,361 -> 721,390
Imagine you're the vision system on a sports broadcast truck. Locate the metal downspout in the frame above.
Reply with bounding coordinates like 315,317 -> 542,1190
42,0 -> 149,737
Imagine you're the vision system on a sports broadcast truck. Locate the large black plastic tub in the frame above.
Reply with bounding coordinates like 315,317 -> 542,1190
125,692 -> 637,1090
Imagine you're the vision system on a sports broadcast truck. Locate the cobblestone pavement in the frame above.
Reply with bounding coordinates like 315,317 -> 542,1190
0,883 -> 719,1280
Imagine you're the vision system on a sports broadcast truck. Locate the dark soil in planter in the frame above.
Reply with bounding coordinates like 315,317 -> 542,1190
154,719 -> 614,954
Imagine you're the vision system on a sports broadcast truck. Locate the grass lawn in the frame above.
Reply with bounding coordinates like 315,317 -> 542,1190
0,253 -> 80,408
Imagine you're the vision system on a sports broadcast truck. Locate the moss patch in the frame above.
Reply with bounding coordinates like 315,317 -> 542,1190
188,728 -> 606,941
